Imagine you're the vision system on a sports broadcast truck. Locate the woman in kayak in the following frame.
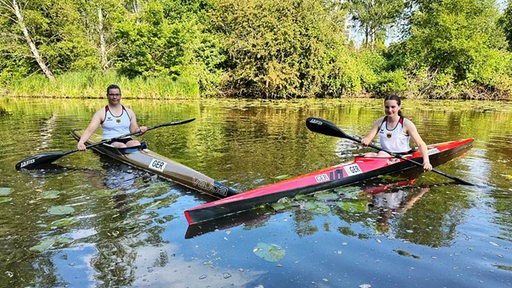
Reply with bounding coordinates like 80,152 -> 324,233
361,94 -> 432,171
77,84 -> 147,150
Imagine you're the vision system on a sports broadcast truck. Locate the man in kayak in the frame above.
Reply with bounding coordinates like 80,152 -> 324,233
360,94 -> 433,171
77,84 -> 147,150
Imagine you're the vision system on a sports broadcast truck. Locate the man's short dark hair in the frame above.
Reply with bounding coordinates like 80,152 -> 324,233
106,84 -> 121,95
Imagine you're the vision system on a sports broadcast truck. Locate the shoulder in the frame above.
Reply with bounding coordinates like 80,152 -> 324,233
402,118 -> 418,133
402,117 -> 415,127
123,106 -> 136,118
93,107 -> 106,118
373,116 -> 386,125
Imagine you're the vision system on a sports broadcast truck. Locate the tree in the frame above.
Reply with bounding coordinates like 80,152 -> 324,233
113,0 -> 224,93
499,1 -> 512,51
0,0 -> 100,82
393,0 -> 508,97
210,0 -> 351,98
76,0 -> 127,71
1,0 -> 55,81
346,0 -> 405,49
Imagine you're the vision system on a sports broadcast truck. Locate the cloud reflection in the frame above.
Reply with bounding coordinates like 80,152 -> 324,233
132,243 -> 264,287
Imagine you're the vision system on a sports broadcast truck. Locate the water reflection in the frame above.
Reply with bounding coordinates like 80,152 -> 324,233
366,185 -> 431,235
131,243 -> 264,287
1,98 -> 511,287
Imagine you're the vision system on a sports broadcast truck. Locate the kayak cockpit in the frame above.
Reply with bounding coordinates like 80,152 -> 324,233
101,141 -> 148,155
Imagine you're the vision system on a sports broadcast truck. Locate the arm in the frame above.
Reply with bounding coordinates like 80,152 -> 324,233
361,117 -> 384,146
404,119 -> 432,171
77,110 -> 103,150
127,109 -> 147,135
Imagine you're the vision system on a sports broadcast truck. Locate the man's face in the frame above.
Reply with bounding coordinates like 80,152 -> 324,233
107,88 -> 121,104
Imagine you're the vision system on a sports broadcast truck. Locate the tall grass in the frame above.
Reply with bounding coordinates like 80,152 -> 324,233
4,71 -> 200,99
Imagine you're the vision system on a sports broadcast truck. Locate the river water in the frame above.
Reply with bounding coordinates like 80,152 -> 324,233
0,98 -> 511,287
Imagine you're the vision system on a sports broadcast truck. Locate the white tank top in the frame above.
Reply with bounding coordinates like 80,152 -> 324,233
101,105 -> 132,139
378,116 -> 411,153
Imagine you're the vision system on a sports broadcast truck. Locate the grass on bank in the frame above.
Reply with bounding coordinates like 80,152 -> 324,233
2,71 -> 200,99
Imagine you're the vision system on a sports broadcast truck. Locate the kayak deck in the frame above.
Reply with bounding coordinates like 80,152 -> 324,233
184,138 -> 474,225
71,130 -> 237,198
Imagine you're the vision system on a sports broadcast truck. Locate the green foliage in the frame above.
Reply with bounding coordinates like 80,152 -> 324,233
346,0 -> 405,49
391,0 -> 511,98
6,70 -> 200,98
112,0 -> 223,94
5,0 -> 98,74
210,0 -> 356,98
500,3 -> 512,51
0,0 -> 511,99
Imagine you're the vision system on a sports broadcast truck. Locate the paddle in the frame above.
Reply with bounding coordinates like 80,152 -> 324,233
15,118 -> 195,170
305,117 -> 476,186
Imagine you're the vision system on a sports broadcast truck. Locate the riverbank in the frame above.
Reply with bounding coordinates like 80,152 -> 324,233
2,70 -> 512,101
1,71 -> 201,99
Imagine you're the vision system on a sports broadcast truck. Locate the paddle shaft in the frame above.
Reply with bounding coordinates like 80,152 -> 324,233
362,138 -> 475,186
306,117 -> 476,186
15,118 -> 195,170
80,118 -> 195,151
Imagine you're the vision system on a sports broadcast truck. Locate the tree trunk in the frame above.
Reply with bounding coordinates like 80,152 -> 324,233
12,0 -> 55,82
98,7 -> 108,70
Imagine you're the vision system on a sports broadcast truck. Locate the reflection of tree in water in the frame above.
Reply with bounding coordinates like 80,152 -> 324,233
390,186 -> 471,247
88,160 -> 176,286
292,209 -> 318,237
282,183 -> 472,247
362,184 -> 471,247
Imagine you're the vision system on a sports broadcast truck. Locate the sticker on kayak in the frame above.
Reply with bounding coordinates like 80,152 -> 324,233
343,163 -> 362,176
148,159 -> 167,172
428,148 -> 440,155
315,174 -> 330,183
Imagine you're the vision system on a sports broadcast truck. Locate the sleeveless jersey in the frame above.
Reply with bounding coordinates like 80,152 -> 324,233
377,116 -> 411,153
101,105 -> 132,139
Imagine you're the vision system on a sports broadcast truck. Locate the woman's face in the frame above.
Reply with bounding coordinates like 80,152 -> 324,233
384,100 -> 400,116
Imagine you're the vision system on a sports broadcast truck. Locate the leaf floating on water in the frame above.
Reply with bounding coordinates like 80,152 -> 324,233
253,242 -> 285,262
48,206 -> 75,215
295,194 -> 309,201
337,201 -> 367,213
272,197 -> 294,211
93,189 -> 115,197
333,186 -> 361,198
314,192 -> 339,201
30,236 -> 73,252
40,190 -> 61,199
0,197 -> 12,203
0,187 -> 11,196
50,217 -> 78,228
274,174 -> 290,180
303,202 -> 330,214
30,238 -> 55,252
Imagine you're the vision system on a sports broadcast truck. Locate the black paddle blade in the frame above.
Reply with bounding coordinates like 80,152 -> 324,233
15,151 -> 67,170
306,117 -> 346,138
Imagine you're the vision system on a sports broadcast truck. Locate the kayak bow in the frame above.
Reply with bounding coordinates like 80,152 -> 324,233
184,138 -> 474,225
71,130 -> 237,198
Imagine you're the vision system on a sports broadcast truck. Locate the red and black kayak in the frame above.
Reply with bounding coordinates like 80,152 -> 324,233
184,138 -> 474,225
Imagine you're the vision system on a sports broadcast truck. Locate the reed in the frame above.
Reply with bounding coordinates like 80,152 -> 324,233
5,71 -> 201,99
